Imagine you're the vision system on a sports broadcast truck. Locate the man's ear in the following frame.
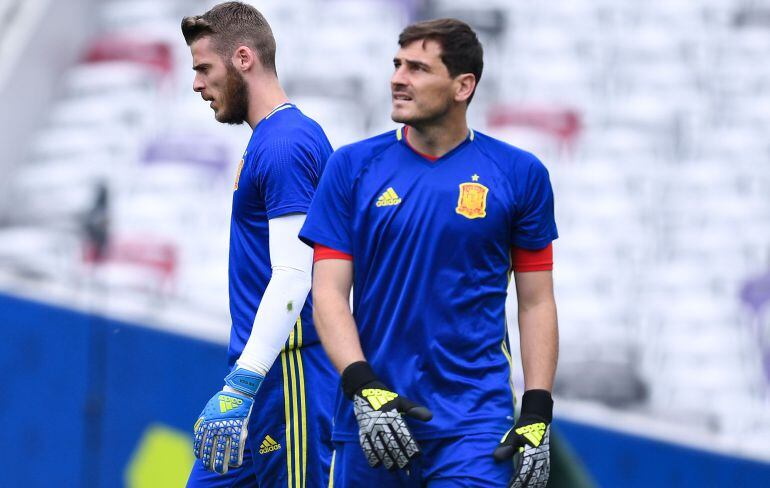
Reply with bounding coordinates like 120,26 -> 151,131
454,73 -> 476,103
232,45 -> 255,72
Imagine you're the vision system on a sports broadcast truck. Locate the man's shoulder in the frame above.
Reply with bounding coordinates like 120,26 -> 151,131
246,125 -> 328,176
252,106 -> 327,146
473,130 -> 542,165
472,130 -> 548,177
334,129 -> 400,162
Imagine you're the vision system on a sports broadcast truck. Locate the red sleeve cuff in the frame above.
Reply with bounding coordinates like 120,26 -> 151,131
512,243 -> 553,272
314,244 -> 353,262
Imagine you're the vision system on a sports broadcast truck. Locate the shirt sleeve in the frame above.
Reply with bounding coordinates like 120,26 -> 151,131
256,136 -> 320,219
314,244 -> 353,262
299,148 -> 354,254
511,154 -> 559,250
511,243 -> 553,272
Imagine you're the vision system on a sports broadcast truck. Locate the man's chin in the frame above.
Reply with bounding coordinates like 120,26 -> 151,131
214,110 -> 243,125
391,110 -> 412,124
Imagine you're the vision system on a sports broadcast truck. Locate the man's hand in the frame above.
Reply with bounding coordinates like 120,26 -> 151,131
493,389 -> 553,488
193,368 -> 264,474
342,361 -> 432,470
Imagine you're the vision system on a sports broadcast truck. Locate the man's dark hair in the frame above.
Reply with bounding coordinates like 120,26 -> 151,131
398,18 -> 484,103
181,1 -> 276,73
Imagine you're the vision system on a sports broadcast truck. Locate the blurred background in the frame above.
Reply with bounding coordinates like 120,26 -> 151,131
2,0 -> 770,486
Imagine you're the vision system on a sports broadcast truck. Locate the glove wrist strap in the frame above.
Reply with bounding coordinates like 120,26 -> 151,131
341,361 -> 377,399
225,367 -> 264,397
520,389 -> 553,423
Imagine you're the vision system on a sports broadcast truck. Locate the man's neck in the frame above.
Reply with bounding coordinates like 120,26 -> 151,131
246,78 -> 289,129
405,115 -> 469,158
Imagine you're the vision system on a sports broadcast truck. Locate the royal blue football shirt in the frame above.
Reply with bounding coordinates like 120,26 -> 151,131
299,127 -> 558,440
228,103 -> 333,367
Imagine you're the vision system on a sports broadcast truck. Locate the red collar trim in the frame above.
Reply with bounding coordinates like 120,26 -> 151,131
403,126 -> 439,162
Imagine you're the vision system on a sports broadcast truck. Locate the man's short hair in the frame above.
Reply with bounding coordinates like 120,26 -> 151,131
181,1 -> 276,73
398,18 -> 484,103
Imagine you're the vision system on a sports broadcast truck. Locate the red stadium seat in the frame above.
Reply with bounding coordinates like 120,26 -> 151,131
486,104 -> 582,153
83,236 -> 178,283
83,34 -> 173,75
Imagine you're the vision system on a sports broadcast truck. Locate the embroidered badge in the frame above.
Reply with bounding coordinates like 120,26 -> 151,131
456,174 -> 488,219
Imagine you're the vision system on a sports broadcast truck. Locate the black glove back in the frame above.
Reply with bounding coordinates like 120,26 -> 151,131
493,389 -> 553,488
342,361 -> 432,470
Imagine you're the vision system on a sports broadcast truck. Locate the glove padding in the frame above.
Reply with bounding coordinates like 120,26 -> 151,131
343,361 -> 432,470
193,367 -> 264,474
493,389 -> 553,488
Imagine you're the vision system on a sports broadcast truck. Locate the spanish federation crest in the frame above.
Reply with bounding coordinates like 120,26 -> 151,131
456,174 -> 488,219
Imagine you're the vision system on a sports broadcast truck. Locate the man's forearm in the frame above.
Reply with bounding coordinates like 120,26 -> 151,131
236,214 -> 313,376
518,299 -> 558,392
237,266 -> 311,375
311,263 -> 365,373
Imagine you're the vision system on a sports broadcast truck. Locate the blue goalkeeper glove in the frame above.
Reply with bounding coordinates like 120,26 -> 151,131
493,389 -> 553,488
193,367 -> 264,474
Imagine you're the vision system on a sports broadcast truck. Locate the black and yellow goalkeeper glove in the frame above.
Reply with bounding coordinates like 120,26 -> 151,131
493,389 -> 553,488
342,361 -> 433,470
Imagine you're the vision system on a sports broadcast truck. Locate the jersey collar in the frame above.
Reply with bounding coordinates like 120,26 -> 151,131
264,102 -> 294,120
253,102 -> 294,132
396,125 -> 475,164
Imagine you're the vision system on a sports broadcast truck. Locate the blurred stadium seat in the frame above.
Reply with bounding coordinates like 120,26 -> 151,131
84,34 -> 175,76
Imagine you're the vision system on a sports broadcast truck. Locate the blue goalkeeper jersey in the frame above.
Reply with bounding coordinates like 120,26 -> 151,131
227,103 -> 332,367
299,127 -> 558,440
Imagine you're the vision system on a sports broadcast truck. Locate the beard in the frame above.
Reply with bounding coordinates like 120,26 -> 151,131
390,93 -> 454,128
215,63 -> 250,125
